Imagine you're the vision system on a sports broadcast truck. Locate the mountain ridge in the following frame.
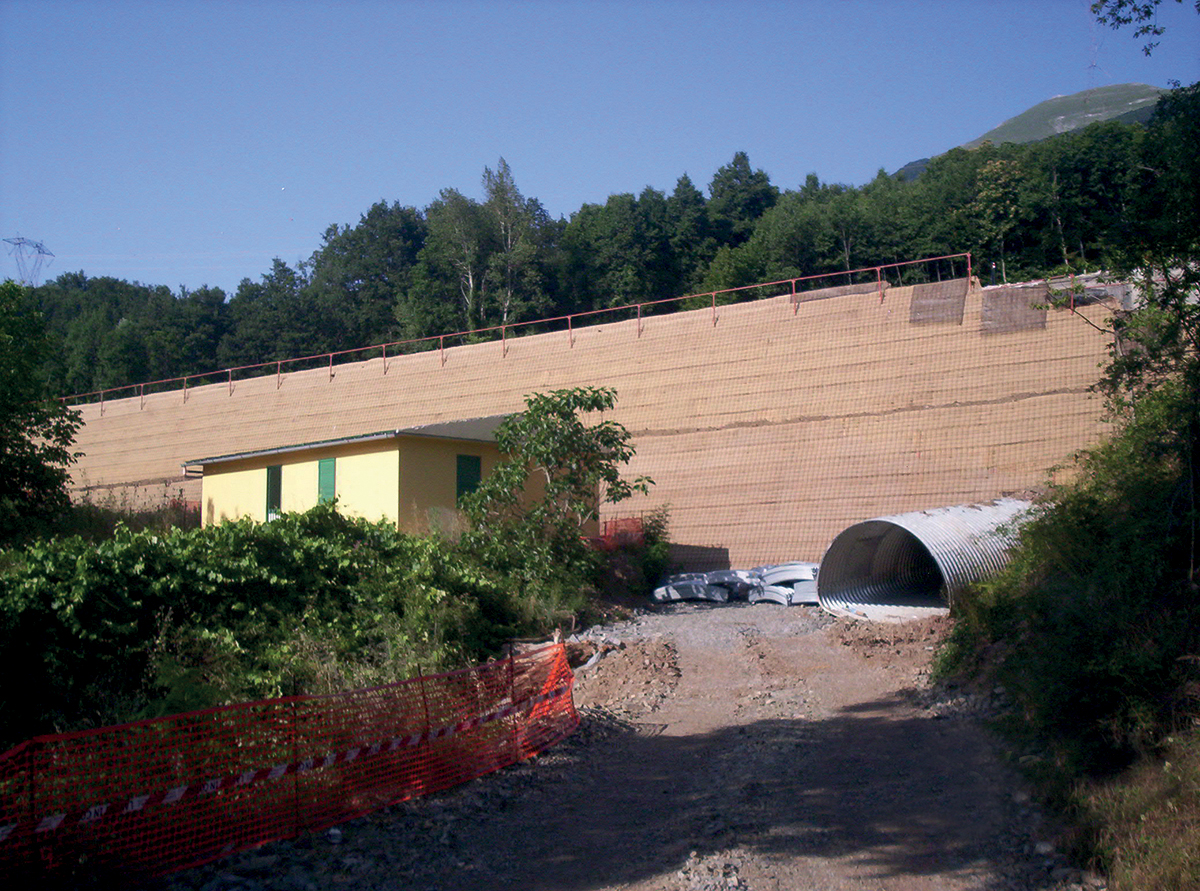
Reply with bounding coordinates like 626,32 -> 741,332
894,82 -> 1164,181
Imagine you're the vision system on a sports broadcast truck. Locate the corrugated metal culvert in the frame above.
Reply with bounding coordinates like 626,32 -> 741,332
817,499 -> 1032,623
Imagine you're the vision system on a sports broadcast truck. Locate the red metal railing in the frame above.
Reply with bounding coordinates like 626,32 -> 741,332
61,254 -> 971,410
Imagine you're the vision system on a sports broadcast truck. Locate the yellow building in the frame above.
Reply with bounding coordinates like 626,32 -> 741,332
184,416 -> 510,535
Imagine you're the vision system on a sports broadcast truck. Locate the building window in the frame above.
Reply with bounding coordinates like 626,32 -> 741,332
318,457 -> 335,504
266,465 -> 282,520
456,454 -> 482,504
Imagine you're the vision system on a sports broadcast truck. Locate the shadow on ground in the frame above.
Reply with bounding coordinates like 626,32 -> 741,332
399,696 -> 1017,891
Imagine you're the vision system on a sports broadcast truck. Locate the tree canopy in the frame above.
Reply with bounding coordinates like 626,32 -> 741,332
0,280 -> 81,544
19,96 -> 1200,397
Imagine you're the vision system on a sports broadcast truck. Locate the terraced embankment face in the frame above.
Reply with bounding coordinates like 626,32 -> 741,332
68,278 -> 1112,567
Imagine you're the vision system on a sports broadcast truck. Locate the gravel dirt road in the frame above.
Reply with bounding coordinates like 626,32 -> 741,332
164,603 -> 1098,891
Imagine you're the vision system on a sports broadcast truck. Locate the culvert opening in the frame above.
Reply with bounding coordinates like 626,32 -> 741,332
817,500 -> 1031,623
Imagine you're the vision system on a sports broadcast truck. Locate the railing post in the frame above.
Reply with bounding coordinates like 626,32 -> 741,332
328,353 -> 334,381
383,344 -> 389,374
276,361 -> 282,389
711,293 -> 718,326
637,304 -> 643,338
877,266 -> 885,304
568,315 -> 574,348
501,325 -> 507,357
100,389 -> 105,416
139,383 -> 145,410
439,335 -> 445,367
228,369 -> 233,396
183,376 -> 188,403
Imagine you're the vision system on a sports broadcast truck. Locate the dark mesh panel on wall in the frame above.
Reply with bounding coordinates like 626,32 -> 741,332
909,278 -> 969,325
981,283 -> 1048,335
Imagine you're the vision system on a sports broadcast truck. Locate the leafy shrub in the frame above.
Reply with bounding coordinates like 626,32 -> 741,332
0,505 -> 514,748
459,386 -> 653,617
939,383 -> 1200,774
58,495 -> 201,542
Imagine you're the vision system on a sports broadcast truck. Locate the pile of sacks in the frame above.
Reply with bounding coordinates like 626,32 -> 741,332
652,562 -> 819,607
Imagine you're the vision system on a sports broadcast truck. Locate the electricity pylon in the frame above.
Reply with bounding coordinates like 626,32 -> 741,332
3,236 -> 54,287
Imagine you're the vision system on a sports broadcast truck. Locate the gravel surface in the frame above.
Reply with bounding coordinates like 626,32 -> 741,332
154,603 -> 1105,891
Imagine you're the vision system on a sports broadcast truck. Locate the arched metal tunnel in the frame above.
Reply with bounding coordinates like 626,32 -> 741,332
817,499 -> 1032,623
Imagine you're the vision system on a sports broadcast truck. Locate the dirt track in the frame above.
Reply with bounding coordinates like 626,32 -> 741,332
164,603 -> 1096,891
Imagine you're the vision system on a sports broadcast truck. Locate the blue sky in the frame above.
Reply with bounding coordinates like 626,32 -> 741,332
2,0 -> 1198,296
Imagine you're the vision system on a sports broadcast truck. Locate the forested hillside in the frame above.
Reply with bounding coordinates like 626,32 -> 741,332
21,83 -> 1196,397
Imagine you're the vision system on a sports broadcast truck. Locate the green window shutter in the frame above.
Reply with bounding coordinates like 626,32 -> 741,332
456,454 -> 482,503
266,465 -> 282,520
318,457 -> 336,504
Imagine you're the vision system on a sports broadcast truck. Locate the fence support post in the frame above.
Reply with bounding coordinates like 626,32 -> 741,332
417,665 -> 431,744
508,649 -> 519,759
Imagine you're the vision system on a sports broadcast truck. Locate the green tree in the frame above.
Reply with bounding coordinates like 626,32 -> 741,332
217,259 -> 321,367
1093,0 -> 1200,54
0,280 -> 82,544
306,201 -> 426,351
414,188 -> 495,333
175,285 -> 231,376
707,151 -> 779,248
482,159 -> 553,327
970,156 -> 1023,283
666,173 -> 716,291
744,183 -> 830,282
1098,83 -> 1200,543
459,387 -> 652,583
561,193 -> 669,310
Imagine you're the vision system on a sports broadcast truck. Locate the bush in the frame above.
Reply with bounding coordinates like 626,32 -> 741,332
939,384 -> 1200,774
58,495 -> 201,541
0,505 -> 513,748
459,386 -> 653,616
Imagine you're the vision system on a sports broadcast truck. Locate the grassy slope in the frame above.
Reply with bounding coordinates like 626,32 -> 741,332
962,83 -> 1163,149
894,83 -> 1162,180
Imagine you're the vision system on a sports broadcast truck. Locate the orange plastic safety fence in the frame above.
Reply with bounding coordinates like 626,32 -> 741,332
590,516 -> 645,552
0,643 -> 577,884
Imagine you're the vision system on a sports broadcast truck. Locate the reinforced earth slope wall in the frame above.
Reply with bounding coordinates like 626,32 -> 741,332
68,279 -> 1113,568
